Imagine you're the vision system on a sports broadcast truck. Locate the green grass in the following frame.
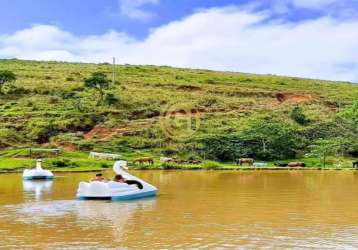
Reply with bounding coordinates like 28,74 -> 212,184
0,149 -> 355,172
0,148 -> 113,172
0,59 -> 357,170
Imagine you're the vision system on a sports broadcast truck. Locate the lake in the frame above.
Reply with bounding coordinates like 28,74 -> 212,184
0,170 -> 357,249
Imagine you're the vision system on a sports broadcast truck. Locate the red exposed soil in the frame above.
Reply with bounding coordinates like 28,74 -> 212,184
84,127 -> 131,140
52,141 -> 78,152
84,93 -> 316,142
84,108 -> 212,141
276,93 -> 313,103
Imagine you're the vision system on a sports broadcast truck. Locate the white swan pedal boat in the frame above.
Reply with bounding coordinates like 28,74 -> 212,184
76,161 -> 157,201
23,159 -> 54,180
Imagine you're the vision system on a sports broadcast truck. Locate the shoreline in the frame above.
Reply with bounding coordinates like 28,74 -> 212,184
1,167 -> 357,174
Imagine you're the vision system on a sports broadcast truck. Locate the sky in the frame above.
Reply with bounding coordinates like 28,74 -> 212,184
1,0 -> 358,82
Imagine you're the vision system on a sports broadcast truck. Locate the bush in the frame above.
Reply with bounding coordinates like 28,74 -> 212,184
51,159 -> 78,168
205,79 -> 217,84
199,96 -> 218,107
77,142 -> 94,151
0,70 -> 16,93
53,115 -> 102,133
203,161 -> 221,170
186,153 -> 201,161
104,93 -> 120,106
347,142 -> 358,157
101,163 -> 110,168
49,96 -> 60,104
66,77 -> 75,82
161,147 -> 179,156
60,90 -> 77,99
161,162 -> 181,170
0,128 -> 23,145
51,132 -> 84,143
3,85 -> 29,95
290,106 -> 310,125
27,121 -> 59,144
340,101 -> 358,123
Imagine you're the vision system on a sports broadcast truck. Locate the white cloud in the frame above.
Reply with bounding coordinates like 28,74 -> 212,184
292,0 -> 337,9
1,7 -> 358,82
119,0 -> 159,20
271,0 -> 352,13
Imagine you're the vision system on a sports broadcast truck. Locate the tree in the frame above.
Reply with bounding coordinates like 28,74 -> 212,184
309,139 -> 341,168
241,119 -> 301,160
339,101 -> 358,127
199,134 -> 248,161
199,119 -> 303,161
0,70 -> 16,94
337,101 -> 358,156
84,72 -> 110,105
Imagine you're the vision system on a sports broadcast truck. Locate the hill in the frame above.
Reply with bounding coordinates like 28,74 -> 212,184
0,59 -> 357,170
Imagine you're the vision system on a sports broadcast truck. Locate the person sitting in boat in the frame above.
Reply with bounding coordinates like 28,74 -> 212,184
113,174 -> 143,189
91,173 -> 107,182
113,174 -> 126,183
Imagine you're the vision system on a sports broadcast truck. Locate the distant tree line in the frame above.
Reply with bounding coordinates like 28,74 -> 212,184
199,103 -> 358,161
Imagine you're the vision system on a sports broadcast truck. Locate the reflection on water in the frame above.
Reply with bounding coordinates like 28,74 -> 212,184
1,198 -> 156,247
0,171 -> 357,249
23,180 -> 53,201
75,199 -> 156,239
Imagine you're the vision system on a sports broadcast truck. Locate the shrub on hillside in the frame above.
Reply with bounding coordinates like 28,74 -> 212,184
161,147 -> 179,156
27,121 -> 59,144
49,96 -> 61,104
0,70 -> 16,94
301,120 -> 345,141
77,142 -> 94,151
3,85 -> 29,95
199,95 -> 218,107
50,132 -> 84,143
290,106 -> 310,125
205,79 -> 217,84
66,77 -> 75,82
0,128 -> 23,148
104,93 -> 120,106
340,101 -> 358,123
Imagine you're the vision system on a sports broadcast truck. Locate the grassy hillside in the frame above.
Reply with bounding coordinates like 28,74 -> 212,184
0,59 -> 357,170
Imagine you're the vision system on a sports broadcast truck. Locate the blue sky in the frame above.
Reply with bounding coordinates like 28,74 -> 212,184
2,0 -> 251,37
1,0 -> 358,82
2,0 -> 355,38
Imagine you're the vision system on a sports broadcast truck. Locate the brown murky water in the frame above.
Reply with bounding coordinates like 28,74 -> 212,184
0,170 -> 357,249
